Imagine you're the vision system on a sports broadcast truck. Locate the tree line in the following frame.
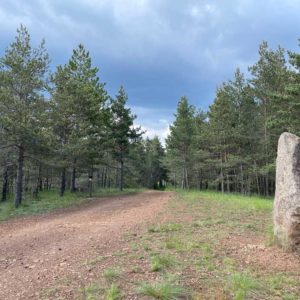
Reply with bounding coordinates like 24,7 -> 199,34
165,40 -> 300,196
2,26 -> 299,207
0,26 -> 167,208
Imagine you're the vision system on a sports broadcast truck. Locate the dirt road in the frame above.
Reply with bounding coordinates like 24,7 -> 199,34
0,191 -> 172,299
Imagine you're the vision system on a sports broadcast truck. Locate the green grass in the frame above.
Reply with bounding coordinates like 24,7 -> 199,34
138,281 -> 186,299
105,283 -> 120,300
150,254 -> 177,272
165,236 -> 186,252
103,268 -> 121,283
196,243 -> 216,271
79,282 -> 102,300
178,190 -> 273,212
148,223 -> 183,233
230,272 -> 260,300
0,188 -> 140,221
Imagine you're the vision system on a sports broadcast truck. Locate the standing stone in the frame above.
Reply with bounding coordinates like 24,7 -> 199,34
274,132 -> 300,250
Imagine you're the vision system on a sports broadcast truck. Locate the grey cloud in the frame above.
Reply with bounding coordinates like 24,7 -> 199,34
0,0 -> 299,137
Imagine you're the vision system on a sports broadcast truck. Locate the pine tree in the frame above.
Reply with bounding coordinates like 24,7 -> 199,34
51,44 -> 108,196
191,110 -> 209,189
165,96 -> 195,189
282,43 -> 300,135
143,137 -> 167,189
0,25 -> 49,207
249,41 -> 288,195
109,86 -> 142,191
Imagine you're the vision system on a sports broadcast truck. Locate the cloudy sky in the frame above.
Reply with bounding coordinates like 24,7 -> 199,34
0,0 -> 299,141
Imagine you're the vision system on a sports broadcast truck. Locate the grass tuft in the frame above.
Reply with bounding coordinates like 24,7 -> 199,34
148,223 -> 183,233
165,237 -> 185,252
103,268 -> 121,283
138,281 -> 186,299
230,273 -> 260,300
105,283 -> 120,300
150,254 -> 177,272
80,282 -> 102,299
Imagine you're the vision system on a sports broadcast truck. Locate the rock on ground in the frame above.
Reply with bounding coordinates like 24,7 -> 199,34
274,132 -> 300,251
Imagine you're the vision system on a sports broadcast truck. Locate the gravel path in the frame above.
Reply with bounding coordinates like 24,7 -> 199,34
0,190 -> 172,299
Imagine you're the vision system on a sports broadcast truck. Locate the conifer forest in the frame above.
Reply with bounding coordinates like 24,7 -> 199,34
1,26 -> 300,209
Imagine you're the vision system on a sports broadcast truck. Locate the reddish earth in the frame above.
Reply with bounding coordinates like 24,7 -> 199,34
221,234 -> 300,272
0,191 -> 172,300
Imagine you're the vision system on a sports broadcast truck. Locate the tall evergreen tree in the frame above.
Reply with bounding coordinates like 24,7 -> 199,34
51,44 -> 108,196
143,137 -> 167,189
281,43 -> 300,136
249,41 -> 288,195
0,25 -> 49,207
165,96 -> 195,189
109,86 -> 142,191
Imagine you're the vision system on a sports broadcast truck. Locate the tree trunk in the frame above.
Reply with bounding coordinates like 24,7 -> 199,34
15,146 -> 24,208
24,169 -> 29,192
265,173 -> 269,197
45,168 -> 49,190
103,167 -> 107,188
173,173 -> 176,188
220,169 -> 224,194
185,167 -> 189,189
240,164 -> 245,194
2,166 -> 9,202
60,168 -> 66,197
89,169 -> 93,197
71,164 -> 76,193
197,170 -> 201,190
226,174 -> 230,192
115,163 -> 120,189
97,170 -> 100,187
254,161 -> 260,195
119,160 -> 124,191
200,169 -> 203,190
38,164 -> 43,191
